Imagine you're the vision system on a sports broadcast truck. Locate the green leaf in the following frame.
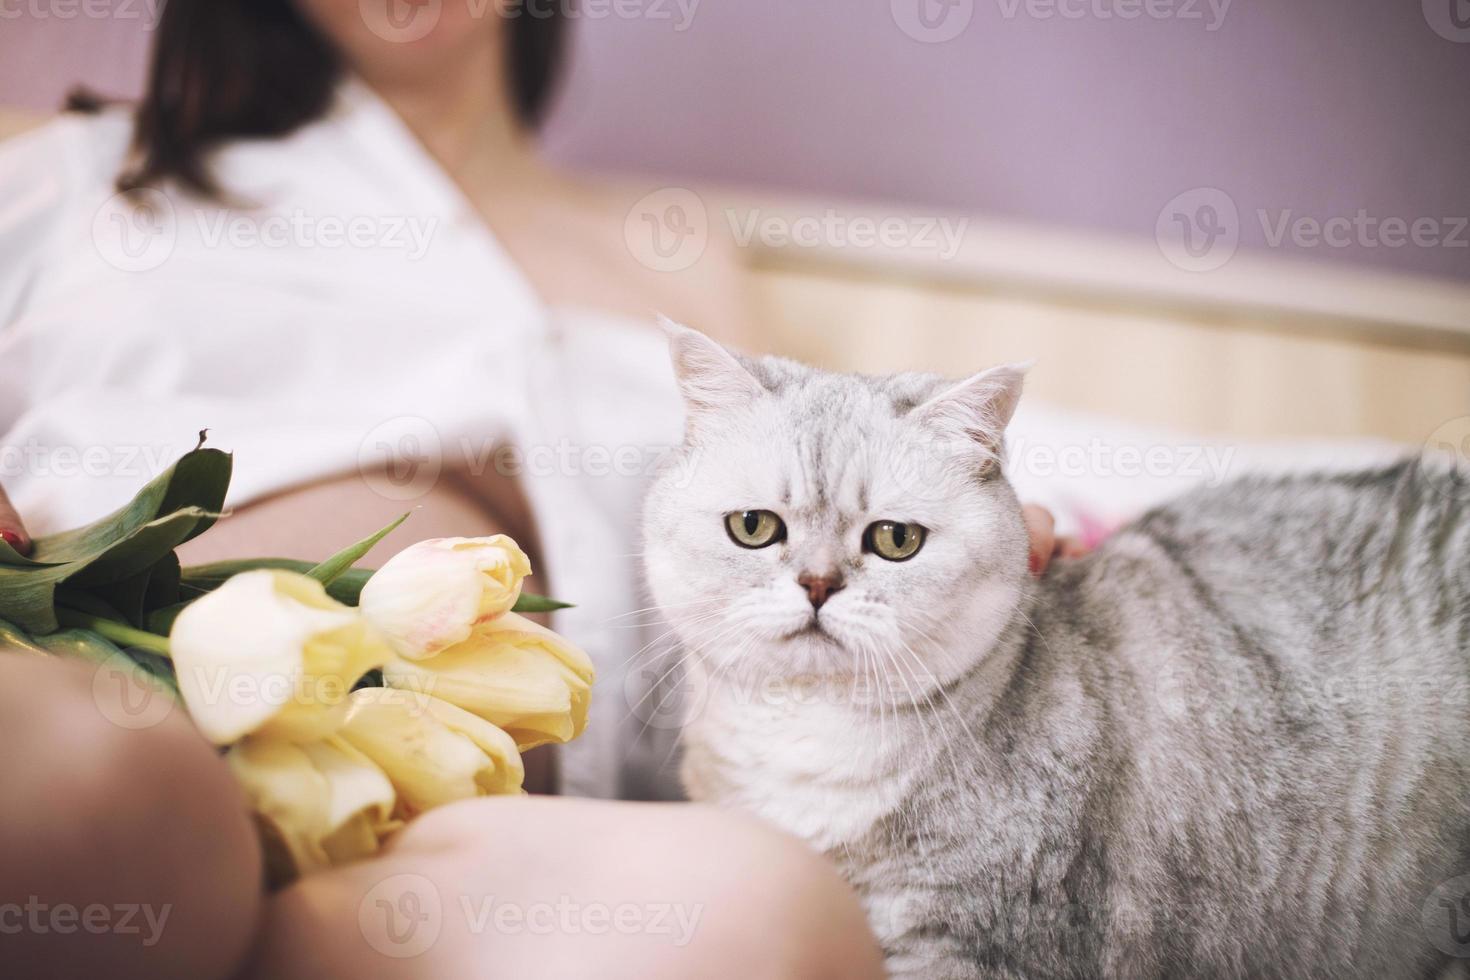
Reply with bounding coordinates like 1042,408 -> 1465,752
0,617 -> 53,656
511,592 -> 574,613
0,448 -> 231,633
306,513 -> 408,586
180,560 -> 375,606
181,558 -> 571,613
35,628 -> 179,696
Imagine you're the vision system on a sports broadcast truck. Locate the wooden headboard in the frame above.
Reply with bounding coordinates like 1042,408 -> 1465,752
731,196 -> 1470,446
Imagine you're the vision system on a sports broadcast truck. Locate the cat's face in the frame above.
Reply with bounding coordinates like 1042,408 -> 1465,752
643,324 -> 1030,700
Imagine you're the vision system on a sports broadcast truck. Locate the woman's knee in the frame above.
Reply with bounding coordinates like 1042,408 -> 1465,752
399,797 -> 886,980
0,654 -> 262,980
647,804 -> 887,980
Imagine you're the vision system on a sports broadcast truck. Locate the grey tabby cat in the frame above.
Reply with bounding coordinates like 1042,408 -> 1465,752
641,323 -> 1470,980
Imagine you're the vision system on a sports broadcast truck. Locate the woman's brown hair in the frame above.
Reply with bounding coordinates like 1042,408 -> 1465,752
108,0 -> 567,197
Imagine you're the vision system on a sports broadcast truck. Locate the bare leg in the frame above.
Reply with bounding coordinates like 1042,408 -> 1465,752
241,797 -> 886,980
0,654 -> 262,980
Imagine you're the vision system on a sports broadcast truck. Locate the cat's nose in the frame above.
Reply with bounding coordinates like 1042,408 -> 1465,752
798,571 -> 846,610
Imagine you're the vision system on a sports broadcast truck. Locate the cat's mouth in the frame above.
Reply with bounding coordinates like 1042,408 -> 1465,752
785,620 -> 841,644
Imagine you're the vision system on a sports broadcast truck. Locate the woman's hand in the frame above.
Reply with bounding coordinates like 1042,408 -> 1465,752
1023,504 -> 1088,576
0,484 -> 31,555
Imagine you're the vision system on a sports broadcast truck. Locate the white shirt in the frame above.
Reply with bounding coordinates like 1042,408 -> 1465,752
0,80 -> 685,800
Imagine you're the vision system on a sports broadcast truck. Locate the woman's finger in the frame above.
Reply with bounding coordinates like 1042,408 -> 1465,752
1020,504 -> 1056,577
1056,536 -> 1092,560
0,483 -> 32,555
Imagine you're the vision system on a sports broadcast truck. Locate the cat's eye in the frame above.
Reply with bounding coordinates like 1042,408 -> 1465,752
725,510 -> 786,549
864,521 -> 926,561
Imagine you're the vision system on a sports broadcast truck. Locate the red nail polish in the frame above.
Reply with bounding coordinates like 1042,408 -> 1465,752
0,530 -> 23,551
1029,553 -> 1042,575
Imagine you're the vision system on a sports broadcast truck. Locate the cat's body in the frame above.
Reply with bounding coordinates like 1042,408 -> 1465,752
681,464 -> 1470,978
643,325 -> 1470,979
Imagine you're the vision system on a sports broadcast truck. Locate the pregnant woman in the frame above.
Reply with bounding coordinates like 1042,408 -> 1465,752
0,2 -> 1072,976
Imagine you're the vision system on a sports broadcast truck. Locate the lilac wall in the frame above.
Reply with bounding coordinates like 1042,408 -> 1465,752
540,0 -> 1470,283
5,2 -> 1468,282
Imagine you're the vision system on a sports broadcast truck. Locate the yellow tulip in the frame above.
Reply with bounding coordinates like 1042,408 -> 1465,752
170,570 -> 392,745
337,687 -> 525,816
382,612 -> 594,751
358,535 -> 532,661
226,735 -> 397,884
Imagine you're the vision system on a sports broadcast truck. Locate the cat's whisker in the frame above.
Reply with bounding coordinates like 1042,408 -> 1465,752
601,594 -> 732,625
621,614 -> 746,725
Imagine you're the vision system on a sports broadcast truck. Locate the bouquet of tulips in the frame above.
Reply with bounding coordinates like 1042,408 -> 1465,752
0,443 -> 593,884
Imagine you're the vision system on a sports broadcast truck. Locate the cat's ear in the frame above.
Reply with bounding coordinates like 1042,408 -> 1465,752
913,362 -> 1030,464
659,317 -> 763,422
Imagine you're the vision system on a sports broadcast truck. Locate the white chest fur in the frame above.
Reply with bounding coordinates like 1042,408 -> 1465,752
680,675 -> 919,853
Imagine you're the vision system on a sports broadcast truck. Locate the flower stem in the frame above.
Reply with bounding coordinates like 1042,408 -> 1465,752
55,609 -> 172,656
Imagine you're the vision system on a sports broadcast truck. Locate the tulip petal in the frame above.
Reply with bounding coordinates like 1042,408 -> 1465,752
170,570 -> 391,744
359,536 -> 532,661
338,688 -> 526,817
226,735 -> 395,883
381,613 -> 593,751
